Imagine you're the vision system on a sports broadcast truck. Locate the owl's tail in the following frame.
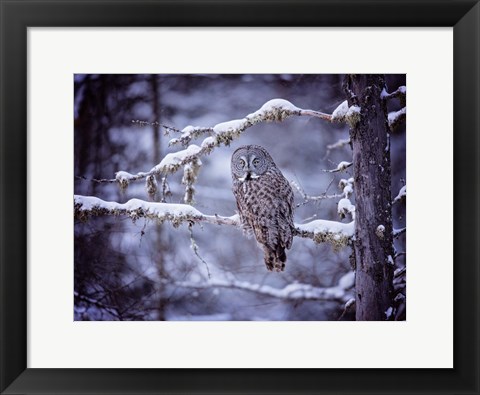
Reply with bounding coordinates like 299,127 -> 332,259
263,245 -> 287,272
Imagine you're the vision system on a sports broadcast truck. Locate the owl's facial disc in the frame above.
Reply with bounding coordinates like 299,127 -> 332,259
237,155 -> 259,182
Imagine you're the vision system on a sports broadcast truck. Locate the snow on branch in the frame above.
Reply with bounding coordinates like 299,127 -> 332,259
393,227 -> 406,239
381,86 -> 406,102
74,195 -> 239,227
74,195 -> 355,247
171,271 -> 355,303
169,98 -> 334,148
296,220 -> 354,248
393,185 -> 406,204
382,86 -> 406,131
292,177 -> 355,225
388,107 -> 406,131
77,99 -> 361,194
337,178 -> 355,220
322,161 -> 352,173
327,137 -> 350,151
331,100 -> 362,128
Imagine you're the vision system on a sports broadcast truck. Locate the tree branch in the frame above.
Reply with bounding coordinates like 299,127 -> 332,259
74,195 -> 240,227
291,180 -> 344,204
322,161 -> 352,173
323,137 -> 351,159
392,185 -> 406,204
388,107 -> 406,131
381,85 -> 406,102
74,195 -> 354,247
393,227 -> 406,238
74,291 -> 120,318
169,271 -> 355,303
77,98 -> 353,189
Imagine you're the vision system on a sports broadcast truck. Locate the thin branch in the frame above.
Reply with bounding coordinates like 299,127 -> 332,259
393,227 -> 406,238
392,185 -> 406,204
169,126 -> 214,146
322,161 -> 352,173
74,291 -> 120,318
75,175 -> 117,184
160,176 -> 171,203
338,298 -> 355,320
291,180 -> 344,205
188,224 -> 211,279
394,267 -> 406,278
394,251 -> 406,260
298,108 -> 332,121
323,137 -> 351,159
169,271 -> 355,303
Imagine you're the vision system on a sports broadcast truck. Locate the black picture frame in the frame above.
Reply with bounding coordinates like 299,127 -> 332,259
1,1 -> 479,394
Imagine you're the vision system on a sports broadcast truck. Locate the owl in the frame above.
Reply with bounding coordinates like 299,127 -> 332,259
231,145 -> 295,272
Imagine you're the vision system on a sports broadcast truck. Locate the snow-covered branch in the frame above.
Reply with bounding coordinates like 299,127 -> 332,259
388,107 -> 406,131
330,101 -> 361,128
393,185 -> 406,204
393,227 -> 406,239
322,161 -> 352,173
381,85 -> 406,102
337,178 -> 355,220
339,178 -> 354,198
382,85 -> 406,131
74,195 -> 355,246
295,219 -> 354,247
292,177 -> 355,224
74,195 -> 240,227
169,98 -> 334,148
171,271 -> 355,303
77,99 -> 361,193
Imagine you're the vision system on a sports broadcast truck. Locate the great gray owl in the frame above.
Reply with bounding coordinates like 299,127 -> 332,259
231,145 -> 295,272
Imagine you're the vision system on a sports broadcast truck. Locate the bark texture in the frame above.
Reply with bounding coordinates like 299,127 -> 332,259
344,75 -> 394,320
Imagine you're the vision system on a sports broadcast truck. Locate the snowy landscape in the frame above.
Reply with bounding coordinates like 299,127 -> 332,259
74,74 -> 406,321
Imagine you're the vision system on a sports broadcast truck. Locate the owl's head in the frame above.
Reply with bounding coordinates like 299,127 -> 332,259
231,145 -> 273,181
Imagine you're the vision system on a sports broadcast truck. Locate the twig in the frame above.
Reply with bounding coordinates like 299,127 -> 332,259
323,138 -> 351,159
338,298 -> 355,320
74,291 -> 120,318
188,224 -> 211,279
291,180 -> 344,207
392,185 -> 406,204
322,161 -> 352,173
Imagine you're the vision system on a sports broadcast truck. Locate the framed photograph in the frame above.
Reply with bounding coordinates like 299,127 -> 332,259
1,1 -> 479,394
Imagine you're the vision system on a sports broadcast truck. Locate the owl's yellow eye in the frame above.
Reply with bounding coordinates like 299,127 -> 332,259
239,159 -> 246,167
252,159 -> 260,166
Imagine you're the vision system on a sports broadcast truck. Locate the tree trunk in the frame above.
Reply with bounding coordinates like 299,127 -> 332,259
344,74 -> 394,320
151,75 -> 167,321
